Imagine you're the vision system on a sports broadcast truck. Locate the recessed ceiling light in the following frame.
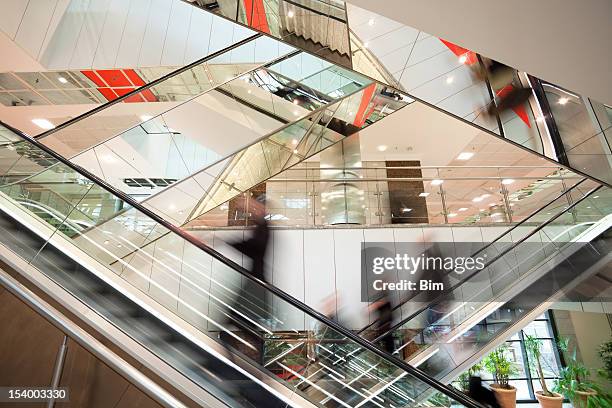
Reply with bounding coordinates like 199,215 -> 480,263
377,145 -> 388,152
287,10 -> 294,18
247,89 -> 252,94
458,54 -> 468,64
32,118 -> 55,130
418,192 -> 430,197
363,42 -> 369,48
431,179 -> 444,186
458,207 -> 468,212
368,18 -> 375,26
139,115 -> 152,122
293,149 -> 298,154
472,196 -> 484,202
292,139 -> 298,145
446,76 -> 454,84
57,76 -> 68,84
502,179 -> 515,185
456,152 -> 474,160
558,97 -> 569,105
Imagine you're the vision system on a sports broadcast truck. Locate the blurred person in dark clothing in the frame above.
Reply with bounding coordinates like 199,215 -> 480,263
474,58 -> 532,118
225,194 -> 271,364
370,290 -> 395,354
467,376 -> 500,408
231,194 -> 270,283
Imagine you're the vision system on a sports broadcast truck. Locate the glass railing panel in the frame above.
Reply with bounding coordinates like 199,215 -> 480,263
39,35 -> 296,158
63,50 -> 375,200
0,130 -> 481,408
181,84 -> 413,227
0,4 -> 260,135
384,186 -> 608,379
415,188 -> 610,381
540,82 -> 612,183
184,166 -> 588,230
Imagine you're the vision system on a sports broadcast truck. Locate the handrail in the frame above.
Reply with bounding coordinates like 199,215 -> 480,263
0,269 -> 190,408
358,177 -> 590,335
34,33 -> 262,140
0,121 -> 486,408
370,182 -> 602,342
177,0 -> 612,190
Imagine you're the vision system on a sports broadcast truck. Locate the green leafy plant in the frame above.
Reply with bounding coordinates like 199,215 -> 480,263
525,334 -> 556,397
553,337 -> 612,408
483,344 -> 518,389
457,362 -> 483,392
597,338 -> 612,381
428,392 -> 451,407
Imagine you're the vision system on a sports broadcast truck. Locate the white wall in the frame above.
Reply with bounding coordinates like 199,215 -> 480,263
344,0 -> 612,105
0,0 -> 256,70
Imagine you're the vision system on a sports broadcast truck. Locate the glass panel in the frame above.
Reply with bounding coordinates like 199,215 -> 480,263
40,36 -> 296,158
0,124 -> 478,408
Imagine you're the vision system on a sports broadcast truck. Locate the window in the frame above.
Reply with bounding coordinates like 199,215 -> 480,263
457,311 -> 562,402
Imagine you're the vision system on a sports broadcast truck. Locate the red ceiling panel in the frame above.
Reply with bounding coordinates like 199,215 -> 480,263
96,69 -> 131,87
81,70 -> 105,87
97,87 -> 119,101
124,69 -> 146,86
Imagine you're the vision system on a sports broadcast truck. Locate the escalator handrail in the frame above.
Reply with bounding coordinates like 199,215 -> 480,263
357,177 -> 589,335
0,120 -> 486,408
371,183 -> 603,343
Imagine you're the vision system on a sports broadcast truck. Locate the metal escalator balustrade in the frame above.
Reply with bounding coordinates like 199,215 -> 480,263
364,184 -> 610,384
0,123 -> 485,407
0,269 -> 189,408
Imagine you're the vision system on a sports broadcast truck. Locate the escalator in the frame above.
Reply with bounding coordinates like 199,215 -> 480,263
0,130 -> 483,406
356,180 -> 611,387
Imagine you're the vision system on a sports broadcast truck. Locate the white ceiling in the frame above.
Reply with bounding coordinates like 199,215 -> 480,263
345,0 -> 612,105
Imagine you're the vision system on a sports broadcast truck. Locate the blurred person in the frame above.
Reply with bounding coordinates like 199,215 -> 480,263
370,289 -> 395,354
222,194 -> 271,365
467,376 -> 501,408
473,58 -> 532,119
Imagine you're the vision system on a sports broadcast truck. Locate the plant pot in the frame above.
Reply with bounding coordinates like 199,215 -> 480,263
572,389 -> 597,408
535,391 -> 563,408
491,384 -> 517,408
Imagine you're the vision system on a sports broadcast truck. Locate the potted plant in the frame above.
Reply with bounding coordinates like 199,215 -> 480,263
524,334 -> 563,408
483,344 -> 518,408
553,338 -> 603,408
